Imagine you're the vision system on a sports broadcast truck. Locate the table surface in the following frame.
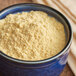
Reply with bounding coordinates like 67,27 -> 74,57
0,0 -> 74,76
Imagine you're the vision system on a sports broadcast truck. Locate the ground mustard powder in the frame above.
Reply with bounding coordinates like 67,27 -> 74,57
0,11 -> 65,61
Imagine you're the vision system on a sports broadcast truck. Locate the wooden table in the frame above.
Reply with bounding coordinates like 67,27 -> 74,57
0,0 -> 74,76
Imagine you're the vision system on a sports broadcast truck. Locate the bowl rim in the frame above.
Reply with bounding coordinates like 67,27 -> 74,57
0,3 -> 73,64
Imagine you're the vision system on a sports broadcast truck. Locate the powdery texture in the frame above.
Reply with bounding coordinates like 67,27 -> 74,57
0,11 -> 65,61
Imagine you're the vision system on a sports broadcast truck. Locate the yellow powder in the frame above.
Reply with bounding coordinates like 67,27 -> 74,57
0,11 -> 65,61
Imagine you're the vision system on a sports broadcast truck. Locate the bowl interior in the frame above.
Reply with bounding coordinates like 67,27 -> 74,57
0,3 -> 72,64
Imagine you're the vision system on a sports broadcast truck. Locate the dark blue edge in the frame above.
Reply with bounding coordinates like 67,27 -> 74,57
0,3 -> 73,64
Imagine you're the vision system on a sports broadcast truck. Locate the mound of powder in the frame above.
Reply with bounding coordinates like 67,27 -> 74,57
0,11 -> 65,61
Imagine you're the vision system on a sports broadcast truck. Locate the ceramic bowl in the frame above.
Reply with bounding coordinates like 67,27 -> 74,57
0,3 -> 72,76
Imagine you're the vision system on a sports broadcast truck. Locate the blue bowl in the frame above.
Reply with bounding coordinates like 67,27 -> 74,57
0,3 -> 72,76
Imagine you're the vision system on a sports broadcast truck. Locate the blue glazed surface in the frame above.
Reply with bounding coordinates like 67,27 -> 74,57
0,3 -> 72,76
0,51 -> 68,76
